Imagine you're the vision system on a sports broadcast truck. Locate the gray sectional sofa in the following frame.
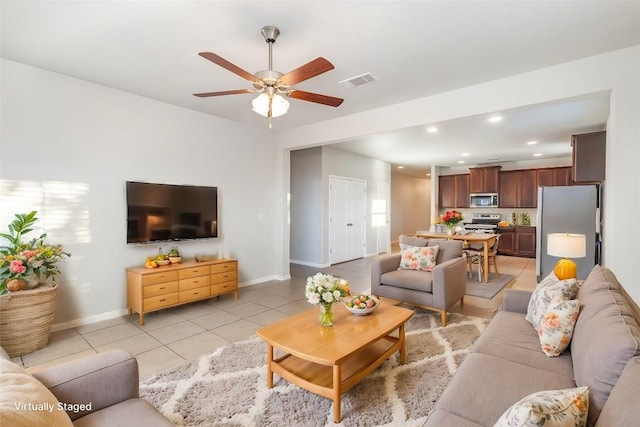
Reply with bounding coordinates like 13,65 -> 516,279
425,264 -> 640,426
0,347 -> 171,426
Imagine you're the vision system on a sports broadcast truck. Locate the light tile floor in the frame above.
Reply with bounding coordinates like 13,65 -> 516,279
14,255 -> 537,381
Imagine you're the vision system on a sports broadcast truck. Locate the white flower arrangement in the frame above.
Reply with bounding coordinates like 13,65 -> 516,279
305,273 -> 351,306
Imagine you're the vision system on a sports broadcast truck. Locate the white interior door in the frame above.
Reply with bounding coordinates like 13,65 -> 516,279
329,176 -> 366,264
374,182 -> 390,254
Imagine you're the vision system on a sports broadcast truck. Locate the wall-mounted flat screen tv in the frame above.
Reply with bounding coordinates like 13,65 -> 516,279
126,181 -> 218,244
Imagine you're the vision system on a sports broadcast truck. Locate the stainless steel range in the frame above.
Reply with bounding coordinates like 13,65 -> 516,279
464,213 -> 501,234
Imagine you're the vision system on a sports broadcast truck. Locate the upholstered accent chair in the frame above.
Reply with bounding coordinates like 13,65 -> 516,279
371,235 -> 467,326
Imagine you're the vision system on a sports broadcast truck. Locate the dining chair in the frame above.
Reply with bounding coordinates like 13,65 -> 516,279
465,234 -> 501,281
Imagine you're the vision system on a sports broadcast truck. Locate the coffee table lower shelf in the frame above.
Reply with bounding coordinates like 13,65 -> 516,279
268,336 -> 400,422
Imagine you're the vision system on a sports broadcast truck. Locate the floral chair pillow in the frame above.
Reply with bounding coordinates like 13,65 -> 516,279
398,245 -> 439,272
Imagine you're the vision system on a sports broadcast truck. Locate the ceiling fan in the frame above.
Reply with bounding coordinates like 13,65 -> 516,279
194,26 -> 343,125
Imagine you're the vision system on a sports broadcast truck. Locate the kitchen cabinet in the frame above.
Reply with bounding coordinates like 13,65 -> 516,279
515,226 -> 536,258
537,167 -> 572,187
499,226 -> 535,257
497,227 -> 515,256
499,170 -> 537,208
469,166 -> 501,193
439,174 -> 469,208
572,131 -> 605,183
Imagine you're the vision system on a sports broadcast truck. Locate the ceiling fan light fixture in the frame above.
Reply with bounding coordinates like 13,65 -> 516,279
252,93 -> 290,118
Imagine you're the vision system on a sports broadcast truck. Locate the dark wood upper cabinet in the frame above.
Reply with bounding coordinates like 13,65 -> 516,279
499,169 -> 537,208
439,174 -> 469,208
537,167 -> 572,187
517,170 -> 537,208
572,131 -> 605,183
439,175 -> 455,208
454,174 -> 470,208
469,166 -> 501,193
499,171 -> 517,208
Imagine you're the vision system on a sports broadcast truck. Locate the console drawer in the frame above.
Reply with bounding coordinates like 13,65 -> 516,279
179,287 -> 210,303
141,270 -> 179,286
211,281 -> 237,295
179,276 -> 211,291
211,270 -> 237,285
144,293 -> 179,311
143,281 -> 179,298
179,266 -> 210,279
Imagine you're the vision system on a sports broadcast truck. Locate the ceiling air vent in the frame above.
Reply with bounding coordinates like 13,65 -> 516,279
338,72 -> 380,89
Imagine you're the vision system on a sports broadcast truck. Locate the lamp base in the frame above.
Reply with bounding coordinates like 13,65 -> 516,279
554,258 -> 577,280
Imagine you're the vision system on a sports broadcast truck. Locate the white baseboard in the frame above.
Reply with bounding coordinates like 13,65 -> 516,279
289,259 -> 331,268
52,308 -> 129,332
52,275 -> 294,331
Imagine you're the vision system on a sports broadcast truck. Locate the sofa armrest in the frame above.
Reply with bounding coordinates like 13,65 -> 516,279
31,350 -> 139,421
501,289 -> 533,314
371,253 -> 402,294
431,257 -> 467,310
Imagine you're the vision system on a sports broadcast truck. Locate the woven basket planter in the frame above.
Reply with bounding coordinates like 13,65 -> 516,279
0,283 -> 57,358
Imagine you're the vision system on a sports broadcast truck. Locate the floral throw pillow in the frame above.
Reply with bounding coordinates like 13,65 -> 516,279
538,296 -> 580,357
494,386 -> 589,427
525,272 -> 579,330
398,245 -> 439,272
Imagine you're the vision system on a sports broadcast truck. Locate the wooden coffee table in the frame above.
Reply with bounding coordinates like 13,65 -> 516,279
256,303 -> 414,423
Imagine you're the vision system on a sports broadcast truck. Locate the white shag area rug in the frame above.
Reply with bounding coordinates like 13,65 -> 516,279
140,309 -> 488,427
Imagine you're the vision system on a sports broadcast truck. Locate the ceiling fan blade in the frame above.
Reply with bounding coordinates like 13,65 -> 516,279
289,90 -> 344,107
193,89 -> 253,98
280,57 -> 334,86
198,52 -> 261,83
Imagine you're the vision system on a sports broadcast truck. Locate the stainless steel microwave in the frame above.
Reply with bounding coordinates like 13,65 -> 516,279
469,193 -> 499,208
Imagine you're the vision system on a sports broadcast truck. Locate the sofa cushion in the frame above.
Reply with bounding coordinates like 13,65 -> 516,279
399,234 -> 429,250
525,272 -> 579,329
470,311 -> 575,377
380,269 -> 433,292
538,297 -> 580,357
0,359 -> 73,427
398,245 -> 439,272
433,352 -> 577,426
494,386 -> 589,427
571,265 -> 640,426
429,239 -> 463,263
595,357 -> 640,427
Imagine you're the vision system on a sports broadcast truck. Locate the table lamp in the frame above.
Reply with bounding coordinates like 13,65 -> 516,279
547,233 -> 586,280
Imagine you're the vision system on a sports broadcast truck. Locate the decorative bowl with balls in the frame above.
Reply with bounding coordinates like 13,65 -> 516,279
345,294 -> 379,315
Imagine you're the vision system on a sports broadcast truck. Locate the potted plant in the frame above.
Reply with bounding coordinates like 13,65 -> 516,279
168,246 -> 182,264
0,211 -> 70,357
0,211 -> 70,294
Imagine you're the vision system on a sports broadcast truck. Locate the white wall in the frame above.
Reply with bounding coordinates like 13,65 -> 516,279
288,146 -> 391,266
276,45 -> 640,303
289,147 -> 323,264
390,173 -> 431,240
0,60 -> 278,328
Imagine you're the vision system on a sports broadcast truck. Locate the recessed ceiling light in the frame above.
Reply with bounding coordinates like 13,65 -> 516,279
397,166 -> 404,169
462,152 -> 470,157
457,160 -> 465,164
533,153 -> 542,157
487,115 -> 503,123
527,140 -> 538,145
426,126 -> 438,133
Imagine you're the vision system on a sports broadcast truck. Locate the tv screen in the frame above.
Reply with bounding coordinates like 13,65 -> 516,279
126,181 -> 218,244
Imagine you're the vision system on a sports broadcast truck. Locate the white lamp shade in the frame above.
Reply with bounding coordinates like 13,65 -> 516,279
547,233 -> 586,258
251,93 -> 289,118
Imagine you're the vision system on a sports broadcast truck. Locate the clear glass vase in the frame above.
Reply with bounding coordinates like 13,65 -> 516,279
319,303 -> 335,326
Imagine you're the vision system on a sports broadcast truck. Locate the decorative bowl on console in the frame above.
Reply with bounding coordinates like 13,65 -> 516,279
169,256 -> 182,264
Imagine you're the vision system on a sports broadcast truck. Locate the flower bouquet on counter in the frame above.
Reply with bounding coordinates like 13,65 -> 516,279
441,210 -> 464,227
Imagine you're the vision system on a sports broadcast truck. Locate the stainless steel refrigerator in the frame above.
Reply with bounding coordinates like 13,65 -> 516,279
536,185 -> 600,281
